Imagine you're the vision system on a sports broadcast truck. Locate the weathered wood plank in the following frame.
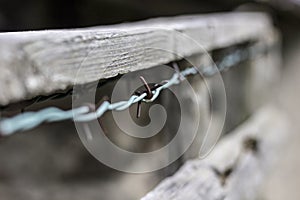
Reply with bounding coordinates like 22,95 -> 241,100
141,106 -> 289,200
0,12 -> 275,105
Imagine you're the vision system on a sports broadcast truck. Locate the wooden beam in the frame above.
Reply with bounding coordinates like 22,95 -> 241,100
0,12 -> 275,105
141,106 -> 289,200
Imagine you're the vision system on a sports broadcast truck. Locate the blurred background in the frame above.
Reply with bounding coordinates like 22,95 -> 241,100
0,0 -> 300,199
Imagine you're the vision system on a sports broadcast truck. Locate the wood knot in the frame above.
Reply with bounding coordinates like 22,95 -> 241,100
212,166 -> 234,186
243,136 -> 259,153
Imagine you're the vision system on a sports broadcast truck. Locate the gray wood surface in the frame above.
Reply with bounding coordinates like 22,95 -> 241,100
141,106 -> 289,200
0,12 -> 274,105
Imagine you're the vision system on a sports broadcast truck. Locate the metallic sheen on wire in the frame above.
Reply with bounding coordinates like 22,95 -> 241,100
0,44 -> 269,136
0,67 -> 197,136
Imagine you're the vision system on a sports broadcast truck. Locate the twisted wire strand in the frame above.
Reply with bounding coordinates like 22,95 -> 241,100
0,67 -> 197,136
0,44 -> 269,136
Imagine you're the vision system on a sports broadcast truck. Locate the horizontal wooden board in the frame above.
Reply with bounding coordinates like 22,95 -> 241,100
0,12 -> 274,105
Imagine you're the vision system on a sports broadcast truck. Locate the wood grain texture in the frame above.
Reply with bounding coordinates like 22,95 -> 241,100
0,12 -> 274,105
141,106 -> 289,200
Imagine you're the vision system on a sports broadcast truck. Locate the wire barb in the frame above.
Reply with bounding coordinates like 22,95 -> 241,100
0,67 -> 198,136
0,44 -> 272,136
139,76 -> 153,99
172,62 -> 184,81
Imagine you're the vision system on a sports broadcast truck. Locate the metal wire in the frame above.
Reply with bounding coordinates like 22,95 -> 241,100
0,67 -> 198,136
0,44 -> 269,136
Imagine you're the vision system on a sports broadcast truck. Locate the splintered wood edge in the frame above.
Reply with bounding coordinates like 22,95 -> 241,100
141,106 -> 289,200
0,12 -> 275,105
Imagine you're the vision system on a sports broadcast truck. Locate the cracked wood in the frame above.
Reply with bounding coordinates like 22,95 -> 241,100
0,12 -> 275,105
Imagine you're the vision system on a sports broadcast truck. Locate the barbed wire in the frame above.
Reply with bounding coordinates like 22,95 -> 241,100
0,67 -> 197,136
0,44 -> 270,136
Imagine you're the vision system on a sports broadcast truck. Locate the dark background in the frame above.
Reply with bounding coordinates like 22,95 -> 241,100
0,0 -> 298,31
